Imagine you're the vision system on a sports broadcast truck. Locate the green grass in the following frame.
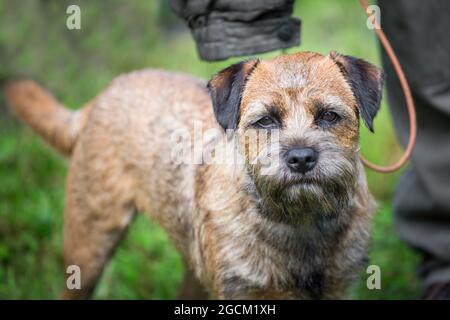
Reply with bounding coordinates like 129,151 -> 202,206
0,0 -> 420,299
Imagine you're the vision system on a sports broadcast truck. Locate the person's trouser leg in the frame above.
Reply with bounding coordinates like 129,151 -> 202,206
378,0 -> 450,288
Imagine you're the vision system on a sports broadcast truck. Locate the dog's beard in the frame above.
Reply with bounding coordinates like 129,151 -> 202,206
244,143 -> 358,225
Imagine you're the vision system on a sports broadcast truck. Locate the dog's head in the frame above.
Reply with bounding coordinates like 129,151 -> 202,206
208,52 -> 383,219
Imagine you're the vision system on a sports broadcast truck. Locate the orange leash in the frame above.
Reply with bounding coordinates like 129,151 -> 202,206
358,0 -> 417,173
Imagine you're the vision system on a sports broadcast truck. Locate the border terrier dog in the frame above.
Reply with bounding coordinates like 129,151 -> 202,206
5,51 -> 383,299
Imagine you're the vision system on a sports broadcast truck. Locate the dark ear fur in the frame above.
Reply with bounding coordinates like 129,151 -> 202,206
330,52 -> 384,132
207,59 -> 259,131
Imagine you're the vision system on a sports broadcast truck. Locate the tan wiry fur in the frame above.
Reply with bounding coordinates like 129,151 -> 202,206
4,52 -> 379,299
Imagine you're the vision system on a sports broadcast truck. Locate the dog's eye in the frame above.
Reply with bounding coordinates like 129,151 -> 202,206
318,111 -> 340,124
255,116 -> 278,128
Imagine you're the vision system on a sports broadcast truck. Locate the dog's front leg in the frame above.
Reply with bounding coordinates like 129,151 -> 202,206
177,268 -> 209,300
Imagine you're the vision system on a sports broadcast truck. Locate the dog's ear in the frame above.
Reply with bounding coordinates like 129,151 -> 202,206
330,52 -> 384,132
207,59 -> 259,131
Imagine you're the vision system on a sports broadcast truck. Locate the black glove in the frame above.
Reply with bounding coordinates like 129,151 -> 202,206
170,0 -> 301,61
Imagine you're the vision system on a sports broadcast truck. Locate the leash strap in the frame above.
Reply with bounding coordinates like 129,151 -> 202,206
359,0 -> 417,173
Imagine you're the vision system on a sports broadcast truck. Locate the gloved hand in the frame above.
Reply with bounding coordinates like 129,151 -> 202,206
170,0 -> 301,61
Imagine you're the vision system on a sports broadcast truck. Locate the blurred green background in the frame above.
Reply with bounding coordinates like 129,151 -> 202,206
0,0 -> 420,299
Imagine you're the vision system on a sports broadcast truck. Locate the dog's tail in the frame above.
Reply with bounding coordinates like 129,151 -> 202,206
4,80 -> 92,156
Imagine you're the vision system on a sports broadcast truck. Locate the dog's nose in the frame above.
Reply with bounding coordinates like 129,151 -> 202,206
285,148 -> 318,173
